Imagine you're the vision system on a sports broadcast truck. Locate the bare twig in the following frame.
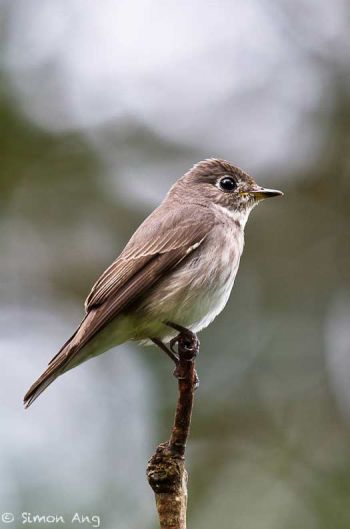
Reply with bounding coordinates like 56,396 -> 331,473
147,331 -> 199,529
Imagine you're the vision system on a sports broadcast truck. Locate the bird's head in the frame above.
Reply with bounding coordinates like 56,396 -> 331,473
173,158 -> 283,225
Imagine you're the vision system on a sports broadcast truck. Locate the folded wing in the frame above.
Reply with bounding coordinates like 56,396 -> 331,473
24,205 -> 214,407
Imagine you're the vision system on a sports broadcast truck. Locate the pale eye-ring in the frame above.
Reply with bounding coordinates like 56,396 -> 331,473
219,176 -> 237,192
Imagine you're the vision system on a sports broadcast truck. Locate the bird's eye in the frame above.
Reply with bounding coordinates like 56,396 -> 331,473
219,176 -> 237,192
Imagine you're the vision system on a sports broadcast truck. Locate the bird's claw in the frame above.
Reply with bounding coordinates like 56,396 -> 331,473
165,321 -> 200,358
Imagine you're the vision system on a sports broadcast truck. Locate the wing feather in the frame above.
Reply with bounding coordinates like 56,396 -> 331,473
79,245 -> 204,351
23,205 -> 213,408
85,205 -> 213,310
72,206 -> 213,356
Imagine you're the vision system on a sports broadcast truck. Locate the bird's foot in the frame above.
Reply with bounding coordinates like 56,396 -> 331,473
164,321 -> 200,388
151,337 -> 179,365
152,323 -> 200,386
151,338 -> 182,380
165,321 -> 200,359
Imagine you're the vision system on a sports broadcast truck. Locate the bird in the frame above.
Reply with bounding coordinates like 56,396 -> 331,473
24,158 -> 283,407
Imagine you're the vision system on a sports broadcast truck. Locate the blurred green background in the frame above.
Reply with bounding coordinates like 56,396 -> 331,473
1,1 -> 350,528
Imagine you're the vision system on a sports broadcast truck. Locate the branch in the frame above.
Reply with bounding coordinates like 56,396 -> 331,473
147,331 -> 199,529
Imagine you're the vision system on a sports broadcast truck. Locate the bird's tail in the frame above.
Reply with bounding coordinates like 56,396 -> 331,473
23,310 -> 124,408
23,330 -> 80,409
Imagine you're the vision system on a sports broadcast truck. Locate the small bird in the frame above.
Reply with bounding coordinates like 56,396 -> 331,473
24,159 -> 282,407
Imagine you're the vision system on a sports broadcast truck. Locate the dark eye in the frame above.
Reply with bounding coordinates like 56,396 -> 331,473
219,176 -> 237,192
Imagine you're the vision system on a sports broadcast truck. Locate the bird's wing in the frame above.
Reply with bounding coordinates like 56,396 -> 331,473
80,205 -> 213,348
54,205 -> 213,359
85,205 -> 212,310
24,205 -> 214,407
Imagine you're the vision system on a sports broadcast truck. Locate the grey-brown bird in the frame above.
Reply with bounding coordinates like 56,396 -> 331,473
24,159 -> 283,407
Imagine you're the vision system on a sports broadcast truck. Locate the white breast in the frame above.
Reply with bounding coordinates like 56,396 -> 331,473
151,220 -> 245,336
185,231 -> 243,332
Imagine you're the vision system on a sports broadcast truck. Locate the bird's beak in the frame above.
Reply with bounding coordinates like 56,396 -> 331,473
250,187 -> 284,200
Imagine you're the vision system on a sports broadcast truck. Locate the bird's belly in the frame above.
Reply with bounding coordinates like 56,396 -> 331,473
177,272 -> 236,333
135,237 -> 242,343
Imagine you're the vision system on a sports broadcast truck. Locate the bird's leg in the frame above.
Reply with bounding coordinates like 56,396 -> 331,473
151,337 -> 185,382
165,321 -> 200,354
151,338 -> 179,366
164,321 -> 200,388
